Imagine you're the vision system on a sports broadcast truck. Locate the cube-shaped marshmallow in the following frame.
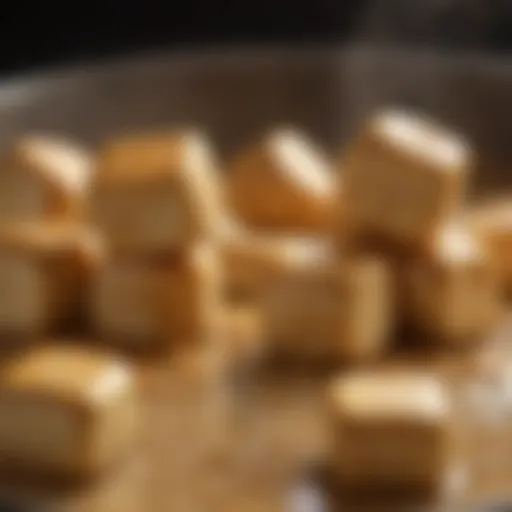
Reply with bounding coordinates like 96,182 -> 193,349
220,221 -> 330,300
467,198 -> 512,293
0,135 -> 91,223
403,224 -> 502,343
91,244 -> 222,351
91,131 -> 226,254
328,371 -> 459,492
0,345 -> 137,477
340,110 -> 470,253
264,257 -> 394,363
0,223 -> 101,337
228,129 -> 335,233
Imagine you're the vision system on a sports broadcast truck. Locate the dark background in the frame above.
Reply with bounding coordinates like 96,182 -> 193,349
0,0 -> 510,76
0,1 -> 358,74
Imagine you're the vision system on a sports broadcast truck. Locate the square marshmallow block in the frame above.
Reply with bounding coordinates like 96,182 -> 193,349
0,345 -> 137,477
220,221 -> 330,300
91,131 -> 226,254
404,225 -> 502,343
0,136 -> 91,223
0,223 -> 101,336
328,372 -> 460,492
264,257 -> 394,363
468,198 -> 512,293
91,244 -> 222,351
340,110 -> 470,253
228,129 -> 335,233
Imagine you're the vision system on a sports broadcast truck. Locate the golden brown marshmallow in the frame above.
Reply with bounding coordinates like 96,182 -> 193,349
0,345 -> 137,477
0,135 -> 91,223
403,224 -> 502,343
0,222 -> 102,337
264,256 -> 394,363
220,222 -> 331,300
327,371 -> 461,493
228,128 -> 335,233
467,198 -> 512,293
339,109 -> 470,254
91,243 -> 222,351
91,131 -> 226,254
